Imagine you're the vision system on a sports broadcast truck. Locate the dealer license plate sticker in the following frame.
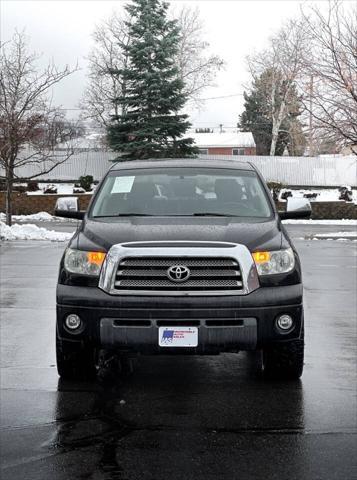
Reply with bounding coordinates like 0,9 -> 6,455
159,327 -> 198,347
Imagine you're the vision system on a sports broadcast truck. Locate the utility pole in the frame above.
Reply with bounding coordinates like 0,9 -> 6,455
309,75 -> 314,156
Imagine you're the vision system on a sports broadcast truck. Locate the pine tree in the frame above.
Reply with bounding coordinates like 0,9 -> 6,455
239,86 -> 277,156
107,0 -> 198,159
238,69 -> 306,156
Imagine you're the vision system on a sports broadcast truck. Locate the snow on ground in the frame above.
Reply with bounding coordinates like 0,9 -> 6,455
0,222 -> 73,242
313,231 -> 357,239
279,188 -> 357,203
26,183 -> 94,195
0,212 -> 77,222
297,237 -> 357,242
282,219 -> 357,225
1,212 -> 52,222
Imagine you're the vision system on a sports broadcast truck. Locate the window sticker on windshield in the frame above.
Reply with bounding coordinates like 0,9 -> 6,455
111,176 -> 135,193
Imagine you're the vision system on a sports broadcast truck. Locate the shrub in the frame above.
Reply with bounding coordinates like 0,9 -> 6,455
43,184 -> 58,194
27,181 -> 39,191
79,175 -> 93,192
338,186 -> 352,202
303,192 -> 319,200
267,181 -> 284,201
281,190 -> 293,200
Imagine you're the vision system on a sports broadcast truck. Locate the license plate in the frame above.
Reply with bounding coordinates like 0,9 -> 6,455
159,326 -> 198,347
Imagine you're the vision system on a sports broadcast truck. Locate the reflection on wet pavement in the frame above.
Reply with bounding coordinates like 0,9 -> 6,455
0,238 -> 356,479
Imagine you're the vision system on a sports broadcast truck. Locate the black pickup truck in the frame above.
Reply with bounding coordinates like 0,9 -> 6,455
55,159 -> 311,380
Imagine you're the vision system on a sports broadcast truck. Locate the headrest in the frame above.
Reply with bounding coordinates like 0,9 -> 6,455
215,179 -> 243,201
130,181 -> 156,198
170,178 -> 197,197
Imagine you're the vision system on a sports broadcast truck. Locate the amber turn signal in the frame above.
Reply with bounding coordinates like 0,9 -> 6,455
252,251 -> 271,263
87,251 -> 106,266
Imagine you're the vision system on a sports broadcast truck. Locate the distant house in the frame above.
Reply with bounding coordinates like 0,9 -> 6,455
191,130 -> 256,156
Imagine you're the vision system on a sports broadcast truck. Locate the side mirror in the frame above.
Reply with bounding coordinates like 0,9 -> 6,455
54,197 -> 85,220
279,197 -> 312,220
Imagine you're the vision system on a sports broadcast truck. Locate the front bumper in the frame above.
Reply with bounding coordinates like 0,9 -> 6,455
57,283 -> 303,354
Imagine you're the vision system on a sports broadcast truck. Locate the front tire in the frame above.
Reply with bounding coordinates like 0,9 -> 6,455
262,328 -> 304,380
56,336 -> 97,380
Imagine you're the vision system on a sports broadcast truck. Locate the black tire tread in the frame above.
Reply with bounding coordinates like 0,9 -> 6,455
262,327 -> 304,380
56,336 -> 96,380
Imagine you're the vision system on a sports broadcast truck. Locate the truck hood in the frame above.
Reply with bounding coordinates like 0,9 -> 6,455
72,216 -> 283,253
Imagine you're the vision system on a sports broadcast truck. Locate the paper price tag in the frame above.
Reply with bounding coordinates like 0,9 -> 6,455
111,176 -> 135,193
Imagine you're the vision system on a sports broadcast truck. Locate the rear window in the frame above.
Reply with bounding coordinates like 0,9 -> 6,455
90,167 -> 272,218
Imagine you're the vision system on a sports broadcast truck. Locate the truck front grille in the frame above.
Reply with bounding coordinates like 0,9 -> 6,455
114,256 -> 243,292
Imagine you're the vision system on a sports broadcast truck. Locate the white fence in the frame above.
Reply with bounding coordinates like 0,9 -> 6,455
200,154 -> 357,187
3,150 -> 357,187
2,150 -> 117,183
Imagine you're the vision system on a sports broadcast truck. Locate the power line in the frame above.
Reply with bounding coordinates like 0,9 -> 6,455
201,93 -> 245,101
58,93 -> 245,110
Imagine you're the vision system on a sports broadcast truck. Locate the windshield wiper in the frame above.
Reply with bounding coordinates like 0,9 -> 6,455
94,213 -> 238,218
93,213 -> 154,218
192,212 -> 237,217
116,213 -> 154,216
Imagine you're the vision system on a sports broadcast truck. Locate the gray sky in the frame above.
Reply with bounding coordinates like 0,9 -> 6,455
1,0 -> 319,129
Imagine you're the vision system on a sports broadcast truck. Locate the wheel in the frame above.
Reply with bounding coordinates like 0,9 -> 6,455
262,327 -> 304,380
56,336 -> 97,380
96,349 -> 136,383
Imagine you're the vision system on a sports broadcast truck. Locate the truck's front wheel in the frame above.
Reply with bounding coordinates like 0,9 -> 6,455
262,329 -> 304,380
56,336 -> 97,380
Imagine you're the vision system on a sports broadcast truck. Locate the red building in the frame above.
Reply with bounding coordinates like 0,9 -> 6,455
191,130 -> 256,156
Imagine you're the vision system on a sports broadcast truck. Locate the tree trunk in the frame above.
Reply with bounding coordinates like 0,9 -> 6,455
270,123 -> 279,156
270,81 -> 277,156
5,169 -> 13,226
270,98 -> 288,156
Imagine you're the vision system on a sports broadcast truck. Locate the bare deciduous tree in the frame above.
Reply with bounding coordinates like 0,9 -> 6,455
81,6 -> 224,126
174,6 -> 224,106
0,31 -> 78,225
302,1 -> 357,155
247,19 -> 307,155
82,13 -> 130,127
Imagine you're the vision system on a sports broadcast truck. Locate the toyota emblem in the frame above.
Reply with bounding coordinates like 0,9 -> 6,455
167,265 -> 191,283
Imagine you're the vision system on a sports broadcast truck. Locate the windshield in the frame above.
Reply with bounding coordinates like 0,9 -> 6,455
90,167 -> 272,218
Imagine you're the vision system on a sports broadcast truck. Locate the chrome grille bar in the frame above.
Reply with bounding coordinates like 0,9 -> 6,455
120,258 -> 238,267
117,268 -> 241,278
98,241 -> 260,296
115,279 -> 243,289
114,256 -> 243,292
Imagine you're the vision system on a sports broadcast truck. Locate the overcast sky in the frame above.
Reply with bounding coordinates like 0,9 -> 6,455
2,0 -> 324,129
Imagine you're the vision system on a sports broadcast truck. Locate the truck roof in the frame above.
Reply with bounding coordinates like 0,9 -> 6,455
109,158 -> 255,172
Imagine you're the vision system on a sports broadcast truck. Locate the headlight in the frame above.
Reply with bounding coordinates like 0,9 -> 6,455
64,248 -> 106,276
252,248 -> 295,275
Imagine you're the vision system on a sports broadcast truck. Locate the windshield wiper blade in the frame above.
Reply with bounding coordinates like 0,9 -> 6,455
192,212 -> 237,217
116,213 -> 154,216
94,213 -> 237,218
92,213 -> 153,218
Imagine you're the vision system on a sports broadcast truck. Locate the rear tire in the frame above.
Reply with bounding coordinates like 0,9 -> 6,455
56,336 -> 97,380
262,327 -> 304,380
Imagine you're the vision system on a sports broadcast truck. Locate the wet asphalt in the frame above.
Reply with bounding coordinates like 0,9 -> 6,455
0,225 -> 356,480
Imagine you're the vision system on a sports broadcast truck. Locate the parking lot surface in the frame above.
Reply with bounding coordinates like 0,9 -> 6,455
0,225 -> 356,480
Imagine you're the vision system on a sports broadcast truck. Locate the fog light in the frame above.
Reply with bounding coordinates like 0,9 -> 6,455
65,314 -> 81,331
276,314 -> 294,332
